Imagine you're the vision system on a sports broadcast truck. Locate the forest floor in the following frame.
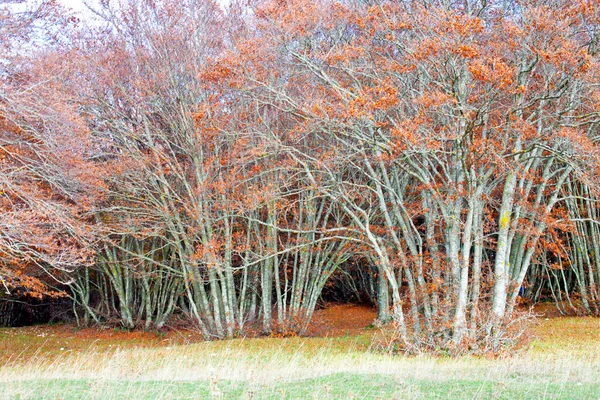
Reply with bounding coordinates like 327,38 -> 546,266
1,303 -> 600,399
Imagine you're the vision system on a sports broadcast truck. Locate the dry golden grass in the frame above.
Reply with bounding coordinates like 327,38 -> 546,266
1,307 -> 600,398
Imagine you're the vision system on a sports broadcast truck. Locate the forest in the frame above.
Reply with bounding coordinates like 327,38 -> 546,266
2,0 -> 600,362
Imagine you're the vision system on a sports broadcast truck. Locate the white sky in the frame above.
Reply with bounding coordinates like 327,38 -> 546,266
56,0 -> 230,14
56,0 -> 89,13
55,0 -> 103,25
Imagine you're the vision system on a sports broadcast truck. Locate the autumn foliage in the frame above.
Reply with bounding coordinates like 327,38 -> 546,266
2,0 -> 600,353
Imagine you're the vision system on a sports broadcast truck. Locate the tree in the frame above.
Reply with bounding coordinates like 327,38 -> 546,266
221,0 -> 600,350
0,0 -> 98,299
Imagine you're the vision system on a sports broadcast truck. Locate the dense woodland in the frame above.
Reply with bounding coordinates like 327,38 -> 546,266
1,0 -> 600,353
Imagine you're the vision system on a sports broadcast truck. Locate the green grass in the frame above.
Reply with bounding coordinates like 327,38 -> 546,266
2,375 -> 600,399
2,318 -> 600,399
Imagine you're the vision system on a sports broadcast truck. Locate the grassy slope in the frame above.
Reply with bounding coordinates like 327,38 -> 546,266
1,313 -> 600,399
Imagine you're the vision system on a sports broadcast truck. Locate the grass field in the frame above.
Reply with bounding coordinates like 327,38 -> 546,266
1,306 -> 600,399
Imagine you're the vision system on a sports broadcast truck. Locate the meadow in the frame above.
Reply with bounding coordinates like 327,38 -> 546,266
1,305 -> 600,399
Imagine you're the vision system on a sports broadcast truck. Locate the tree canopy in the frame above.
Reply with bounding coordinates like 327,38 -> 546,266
2,0 -> 600,353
